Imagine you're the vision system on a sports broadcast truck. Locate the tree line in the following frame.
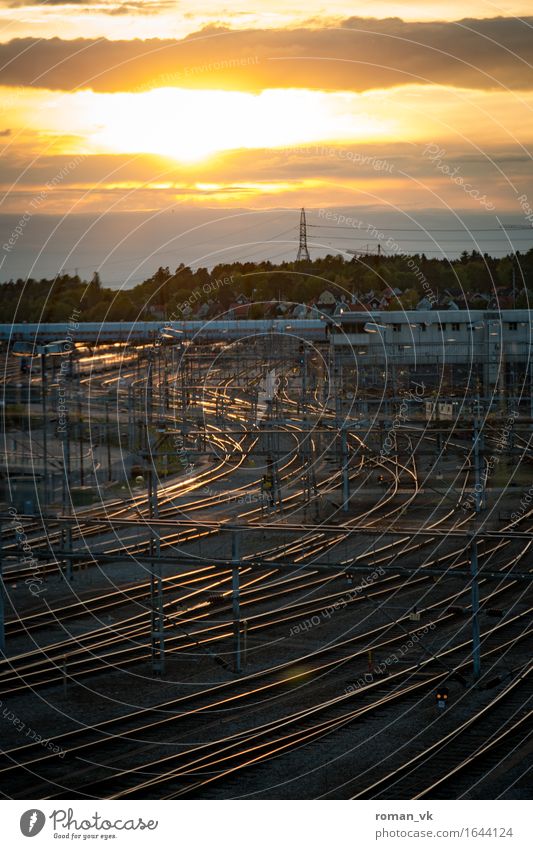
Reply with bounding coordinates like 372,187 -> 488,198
1,249 -> 532,323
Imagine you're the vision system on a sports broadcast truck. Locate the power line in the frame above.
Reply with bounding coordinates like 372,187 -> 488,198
307,225 -> 533,233
307,234 -> 533,242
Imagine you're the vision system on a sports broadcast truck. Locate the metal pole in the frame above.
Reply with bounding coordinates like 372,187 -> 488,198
158,346 -> 163,416
530,357 -> 533,425
231,528 -> 241,673
334,353 -> 341,425
149,432 -> 165,675
61,416 -> 73,581
41,352 -> 48,507
180,345 -> 187,435
0,520 -> 4,655
324,335 -> 331,403
78,399 -> 84,487
128,384 -> 134,452
147,348 -> 154,427
473,398 -> 483,513
66,417 -> 72,580
242,619 -> 248,670
301,346 -> 307,421
342,424 -> 349,512
105,403 -> 112,482
470,536 -> 481,680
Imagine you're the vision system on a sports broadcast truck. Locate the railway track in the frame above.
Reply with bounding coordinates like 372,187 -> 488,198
2,439 -> 526,695
351,663 -> 532,800
1,340 -> 531,803
0,605 -> 530,799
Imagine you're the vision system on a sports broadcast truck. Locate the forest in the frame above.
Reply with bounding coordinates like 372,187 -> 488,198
1,249 -> 532,323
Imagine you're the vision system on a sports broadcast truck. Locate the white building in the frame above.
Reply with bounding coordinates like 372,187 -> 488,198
330,309 -> 533,403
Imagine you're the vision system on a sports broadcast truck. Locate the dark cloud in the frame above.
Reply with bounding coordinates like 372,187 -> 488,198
0,142 -> 530,191
0,16 -> 532,93
6,1 -> 95,5
5,0 -> 173,11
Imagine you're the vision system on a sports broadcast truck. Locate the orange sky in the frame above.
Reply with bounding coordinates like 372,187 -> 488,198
0,3 -> 532,215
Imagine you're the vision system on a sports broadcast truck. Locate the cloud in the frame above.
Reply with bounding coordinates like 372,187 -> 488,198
0,140 -> 530,210
4,0 -> 174,11
0,16 -> 532,93
0,128 -> 12,136
5,0 -> 89,5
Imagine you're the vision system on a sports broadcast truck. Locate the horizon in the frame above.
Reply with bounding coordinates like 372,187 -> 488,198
1,206 -> 532,287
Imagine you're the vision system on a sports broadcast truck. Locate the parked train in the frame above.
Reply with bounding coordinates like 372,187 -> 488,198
2,319 -> 329,345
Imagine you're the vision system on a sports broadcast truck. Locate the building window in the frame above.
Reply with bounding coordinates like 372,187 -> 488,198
393,324 -> 401,333
508,322 -> 518,331
438,322 -> 447,332
343,322 -> 366,334
452,322 -> 460,331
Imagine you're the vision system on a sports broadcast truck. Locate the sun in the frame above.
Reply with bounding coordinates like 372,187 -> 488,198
82,87 -> 395,163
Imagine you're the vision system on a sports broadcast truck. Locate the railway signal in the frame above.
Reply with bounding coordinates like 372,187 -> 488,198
262,474 -> 274,506
436,686 -> 449,710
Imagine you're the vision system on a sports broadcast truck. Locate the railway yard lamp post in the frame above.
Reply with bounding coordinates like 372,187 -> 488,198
146,347 -> 154,428
230,526 -> 242,673
127,384 -> 135,452
105,402 -> 112,482
60,408 -> 73,582
11,343 -> 49,507
320,315 -> 343,413
11,339 -> 70,511
472,396 -> 485,514
77,398 -> 84,487
470,394 -> 483,681
0,520 -> 4,655
528,342 -> 533,424
14,338 -> 74,576
39,341 -> 71,508
341,424 -> 350,512
145,424 -> 165,676
299,343 -> 308,420
160,325 -> 185,424
469,533 -> 481,681
40,350 -> 49,507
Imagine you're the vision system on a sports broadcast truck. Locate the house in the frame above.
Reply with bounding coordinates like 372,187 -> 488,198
196,301 -> 211,319
316,289 -> 336,315
362,290 -> 382,310
147,304 -> 166,320
494,287 -> 514,308
227,302 -> 251,319
292,303 -> 308,318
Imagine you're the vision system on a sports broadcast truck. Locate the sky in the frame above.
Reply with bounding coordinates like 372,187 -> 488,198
0,1 -> 532,278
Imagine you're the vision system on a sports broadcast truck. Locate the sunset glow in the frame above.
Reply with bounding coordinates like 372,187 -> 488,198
0,2 -> 531,213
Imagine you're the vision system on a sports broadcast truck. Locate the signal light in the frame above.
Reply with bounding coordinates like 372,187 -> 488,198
436,686 -> 449,709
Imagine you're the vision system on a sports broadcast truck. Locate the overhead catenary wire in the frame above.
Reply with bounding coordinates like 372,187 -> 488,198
307,225 -> 533,232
